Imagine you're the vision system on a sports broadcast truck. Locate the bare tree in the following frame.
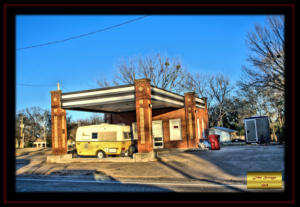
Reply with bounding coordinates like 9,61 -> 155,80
208,74 -> 233,127
114,57 -> 138,85
184,72 -> 213,109
97,53 -> 187,93
183,72 -> 233,127
97,77 -> 112,88
238,15 -> 285,142
16,107 -> 51,146
89,114 -> 104,124
240,15 -> 284,94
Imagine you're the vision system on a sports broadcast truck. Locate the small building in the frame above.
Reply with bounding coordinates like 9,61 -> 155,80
209,126 -> 237,142
33,138 -> 46,148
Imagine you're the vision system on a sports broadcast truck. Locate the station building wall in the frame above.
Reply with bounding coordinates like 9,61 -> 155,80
152,108 -> 188,149
104,106 -> 208,150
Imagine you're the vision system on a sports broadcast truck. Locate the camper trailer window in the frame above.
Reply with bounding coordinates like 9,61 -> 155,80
123,132 -> 131,139
99,131 -> 117,141
92,132 -> 98,139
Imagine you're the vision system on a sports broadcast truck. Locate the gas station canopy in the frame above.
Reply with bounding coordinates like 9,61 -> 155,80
61,84 -> 205,113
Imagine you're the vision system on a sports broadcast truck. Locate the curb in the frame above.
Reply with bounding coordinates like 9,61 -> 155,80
46,158 -> 159,163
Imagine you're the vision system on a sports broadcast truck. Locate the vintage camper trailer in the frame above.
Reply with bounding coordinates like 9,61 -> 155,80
75,123 -> 137,158
244,116 -> 271,144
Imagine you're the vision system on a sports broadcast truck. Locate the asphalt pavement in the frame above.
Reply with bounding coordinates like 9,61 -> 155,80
16,174 -> 247,192
15,144 -> 285,192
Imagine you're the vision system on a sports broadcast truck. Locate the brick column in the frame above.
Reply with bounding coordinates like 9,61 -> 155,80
184,92 -> 198,148
134,79 -> 153,153
202,97 -> 209,138
50,90 -> 67,155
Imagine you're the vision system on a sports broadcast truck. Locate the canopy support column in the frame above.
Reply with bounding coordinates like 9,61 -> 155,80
50,90 -> 67,155
135,79 -> 153,153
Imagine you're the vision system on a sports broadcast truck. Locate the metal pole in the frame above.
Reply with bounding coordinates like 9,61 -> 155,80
20,116 -> 24,148
43,124 -> 47,148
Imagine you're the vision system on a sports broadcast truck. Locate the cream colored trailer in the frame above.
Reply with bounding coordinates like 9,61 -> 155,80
75,123 -> 137,158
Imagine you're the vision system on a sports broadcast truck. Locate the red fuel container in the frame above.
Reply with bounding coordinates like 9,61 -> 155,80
208,134 -> 220,150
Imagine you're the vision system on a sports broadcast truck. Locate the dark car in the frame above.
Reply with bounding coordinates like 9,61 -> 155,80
231,138 -> 244,142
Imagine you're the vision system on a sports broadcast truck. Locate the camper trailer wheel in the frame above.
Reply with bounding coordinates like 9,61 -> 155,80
97,150 -> 106,159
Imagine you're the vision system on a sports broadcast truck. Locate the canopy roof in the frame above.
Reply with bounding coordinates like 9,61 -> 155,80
61,84 -> 205,113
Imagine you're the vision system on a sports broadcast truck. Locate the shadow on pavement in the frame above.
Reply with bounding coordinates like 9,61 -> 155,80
15,159 -> 30,170
49,169 -> 117,180
16,169 -> 174,192
16,148 -> 49,157
155,153 -> 245,192
190,145 -> 285,179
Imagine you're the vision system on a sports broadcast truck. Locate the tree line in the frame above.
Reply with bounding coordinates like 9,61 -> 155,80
15,108 -> 104,147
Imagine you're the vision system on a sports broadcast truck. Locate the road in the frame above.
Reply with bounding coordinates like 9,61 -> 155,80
16,174 -> 247,192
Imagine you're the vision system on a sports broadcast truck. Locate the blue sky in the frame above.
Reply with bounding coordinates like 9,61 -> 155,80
16,15 -> 270,121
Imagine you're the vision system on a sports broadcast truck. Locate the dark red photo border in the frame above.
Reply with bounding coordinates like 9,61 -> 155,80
3,3 -> 295,204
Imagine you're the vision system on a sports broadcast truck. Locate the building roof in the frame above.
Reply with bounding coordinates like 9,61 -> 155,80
244,116 -> 269,120
60,83 -> 206,113
210,126 -> 237,133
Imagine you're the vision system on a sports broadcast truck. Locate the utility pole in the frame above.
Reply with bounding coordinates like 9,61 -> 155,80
20,116 -> 25,148
43,124 -> 47,148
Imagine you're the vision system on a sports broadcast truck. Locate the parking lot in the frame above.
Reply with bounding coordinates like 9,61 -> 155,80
16,144 -> 285,192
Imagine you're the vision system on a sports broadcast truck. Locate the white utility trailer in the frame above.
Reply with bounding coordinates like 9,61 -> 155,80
244,116 -> 271,144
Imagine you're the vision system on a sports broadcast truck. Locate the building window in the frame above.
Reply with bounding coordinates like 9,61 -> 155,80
169,119 -> 182,141
92,132 -> 98,139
